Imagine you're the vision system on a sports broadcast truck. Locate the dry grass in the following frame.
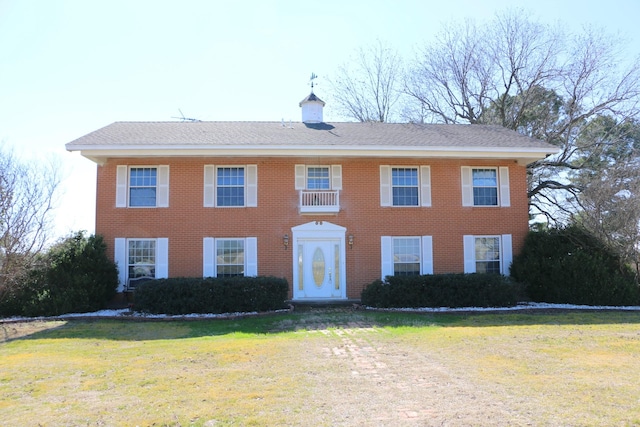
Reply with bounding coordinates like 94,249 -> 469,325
1,310 -> 640,426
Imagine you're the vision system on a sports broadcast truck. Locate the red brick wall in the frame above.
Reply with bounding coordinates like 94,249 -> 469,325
96,157 -> 529,299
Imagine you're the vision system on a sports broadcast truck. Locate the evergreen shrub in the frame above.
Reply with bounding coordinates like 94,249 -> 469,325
134,276 -> 289,315
511,226 -> 639,306
0,232 -> 118,317
361,273 -> 522,308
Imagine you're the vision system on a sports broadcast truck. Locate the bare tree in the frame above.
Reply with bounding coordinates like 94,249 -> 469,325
0,144 -> 61,300
404,9 -> 640,223
328,40 -> 404,122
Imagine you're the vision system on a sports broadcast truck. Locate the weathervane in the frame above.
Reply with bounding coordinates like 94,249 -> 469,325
309,72 -> 318,92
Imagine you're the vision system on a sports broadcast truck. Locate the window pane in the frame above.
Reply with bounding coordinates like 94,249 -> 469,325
472,169 -> 498,206
129,168 -> 157,207
307,167 -> 330,190
217,187 -> 245,206
217,168 -> 245,206
128,240 -> 156,288
392,168 -> 419,206
475,237 -> 500,274
216,239 -> 245,277
473,187 -> 498,206
130,188 -> 157,207
393,187 -> 419,206
393,238 -> 421,276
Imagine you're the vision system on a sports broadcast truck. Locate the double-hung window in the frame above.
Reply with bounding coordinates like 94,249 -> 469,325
463,235 -> 513,275
203,237 -> 257,278
113,237 -> 169,292
217,167 -> 245,207
116,165 -> 170,208
380,165 -> 431,207
380,236 -> 433,279
127,239 -> 156,286
204,165 -> 257,207
461,166 -> 510,207
306,167 -> 331,190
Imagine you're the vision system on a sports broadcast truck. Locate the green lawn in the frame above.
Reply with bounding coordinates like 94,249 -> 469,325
1,310 -> 640,426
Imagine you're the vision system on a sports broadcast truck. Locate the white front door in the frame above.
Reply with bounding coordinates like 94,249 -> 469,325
292,221 -> 347,300
299,240 -> 340,298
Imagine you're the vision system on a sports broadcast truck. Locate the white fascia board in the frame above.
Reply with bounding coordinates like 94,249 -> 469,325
69,144 -> 559,165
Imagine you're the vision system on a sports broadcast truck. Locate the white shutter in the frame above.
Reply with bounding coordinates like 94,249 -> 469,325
203,165 -> 215,207
114,238 -> 127,292
294,165 -> 306,190
116,165 -> 128,207
461,167 -> 473,207
331,165 -> 342,190
246,165 -> 258,207
380,236 -> 393,280
156,238 -> 169,279
499,167 -> 511,207
421,236 -> 433,275
380,166 -> 391,207
420,166 -> 431,207
157,165 -> 170,207
245,237 -> 258,277
463,235 -> 476,273
203,237 -> 215,277
501,234 -> 513,276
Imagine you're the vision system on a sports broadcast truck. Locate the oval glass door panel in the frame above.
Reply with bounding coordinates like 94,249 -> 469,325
312,247 -> 326,286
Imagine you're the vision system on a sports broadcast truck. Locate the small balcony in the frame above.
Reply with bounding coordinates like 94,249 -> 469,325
299,190 -> 340,214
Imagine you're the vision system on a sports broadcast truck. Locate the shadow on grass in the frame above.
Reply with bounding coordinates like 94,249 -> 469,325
3,308 -> 640,343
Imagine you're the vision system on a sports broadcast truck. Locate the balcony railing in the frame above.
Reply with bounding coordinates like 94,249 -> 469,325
299,190 -> 340,214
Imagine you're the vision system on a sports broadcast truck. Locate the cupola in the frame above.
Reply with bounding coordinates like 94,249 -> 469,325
299,91 -> 325,123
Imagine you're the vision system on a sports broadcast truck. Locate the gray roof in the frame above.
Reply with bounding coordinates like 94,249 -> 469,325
66,121 -> 556,150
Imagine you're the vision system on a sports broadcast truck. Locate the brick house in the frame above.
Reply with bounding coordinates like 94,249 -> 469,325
66,92 -> 557,301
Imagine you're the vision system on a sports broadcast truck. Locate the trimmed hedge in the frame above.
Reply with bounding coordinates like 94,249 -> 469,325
134,276 -> 289,315
511,227 -> 640,306
361,273 -> 522,308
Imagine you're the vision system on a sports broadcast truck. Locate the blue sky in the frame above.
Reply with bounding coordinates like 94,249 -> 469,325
1,0 -> 639,239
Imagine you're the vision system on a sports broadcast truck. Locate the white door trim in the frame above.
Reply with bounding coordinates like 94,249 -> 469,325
292,221 -> 347,300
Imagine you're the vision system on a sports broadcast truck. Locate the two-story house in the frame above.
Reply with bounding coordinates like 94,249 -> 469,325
66,92 -> 557,301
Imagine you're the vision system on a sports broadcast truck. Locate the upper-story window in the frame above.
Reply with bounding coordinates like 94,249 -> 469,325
204,165 -> 258,208
392,168 -> 419,206
116,165 -> 169,208
307,167 -> 330,190
380,165 -> 431,207
461,166 -> 510,207
217,167 -> 245,207
129,168 -> 157,207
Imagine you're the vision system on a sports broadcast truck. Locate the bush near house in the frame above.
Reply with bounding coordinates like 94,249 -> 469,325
0,232 -> 118,317
510,226 -> 640,306
134,276 -> 289,315
361,273 -> 522,308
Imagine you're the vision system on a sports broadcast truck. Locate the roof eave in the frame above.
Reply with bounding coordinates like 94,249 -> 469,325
67,144 -> 559,166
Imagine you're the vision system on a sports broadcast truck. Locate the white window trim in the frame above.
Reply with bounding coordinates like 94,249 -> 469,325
461,166 -> 510,207
114,237 -> 168,292
116,165 -> 169,208
380,165 -> 431,207
203,165 -> 258,208
463,234 -> 512,275
380,235 -> 433,280
203,237 -> 258,278
294,164 -> 342,190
